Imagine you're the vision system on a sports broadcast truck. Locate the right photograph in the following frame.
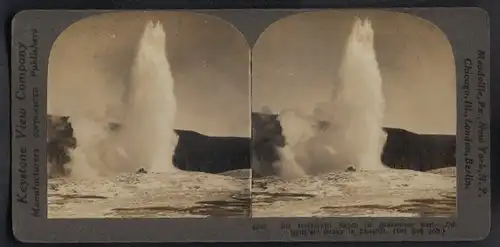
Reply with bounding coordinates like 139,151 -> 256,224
251,10 -> 457,217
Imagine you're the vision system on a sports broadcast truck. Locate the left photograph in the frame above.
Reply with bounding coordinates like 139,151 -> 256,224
46,12 -> 251,218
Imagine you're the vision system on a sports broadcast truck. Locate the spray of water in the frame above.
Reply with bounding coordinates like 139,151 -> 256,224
64,21 -> 179,178
329,17 -> 387,171
119,20 -> 179,173
275,17 -> 387,179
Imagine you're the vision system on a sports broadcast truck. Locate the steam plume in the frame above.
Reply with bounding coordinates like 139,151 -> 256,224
63,21 -> 179,177
275,17 -> 387,178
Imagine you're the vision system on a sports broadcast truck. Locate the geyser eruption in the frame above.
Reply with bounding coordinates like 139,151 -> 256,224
119,20 -> 178,173
274,17 -> 387,179
61,20 -> 178,178
328,17 -> 387,171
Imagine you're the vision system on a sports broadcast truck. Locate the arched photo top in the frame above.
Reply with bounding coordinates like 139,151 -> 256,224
49,11 -> 250,53
48,11 -> 251,138
252,9 -> 456,135
254,9 -> 453,53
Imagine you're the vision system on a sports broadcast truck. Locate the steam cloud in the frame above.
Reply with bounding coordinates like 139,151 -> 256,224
274,17 -> 387,179
57,21 -> 179,178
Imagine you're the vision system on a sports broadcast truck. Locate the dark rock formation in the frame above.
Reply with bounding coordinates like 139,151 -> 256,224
47,116 -> 76,177
172,129 -> 250,174
251,113 -> 286,177
382,127 -> 456,171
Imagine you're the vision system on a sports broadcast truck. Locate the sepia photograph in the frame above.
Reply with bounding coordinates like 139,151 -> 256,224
251,10 -> 457,217
46,12 -> 252,218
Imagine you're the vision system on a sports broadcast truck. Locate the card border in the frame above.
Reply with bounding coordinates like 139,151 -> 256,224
10,7 -> 490,243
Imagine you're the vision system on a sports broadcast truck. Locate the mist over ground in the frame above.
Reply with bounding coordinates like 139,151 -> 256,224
250,11 -> 456,218
47,13 -> 253,218
251,10 -> 456,178
48,12 -> 250,177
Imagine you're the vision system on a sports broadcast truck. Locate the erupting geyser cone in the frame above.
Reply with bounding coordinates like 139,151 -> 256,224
120,20 -> 179,173
330,17 -> 387,170
63,21 -> 179,178
274,17 -> 387,179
